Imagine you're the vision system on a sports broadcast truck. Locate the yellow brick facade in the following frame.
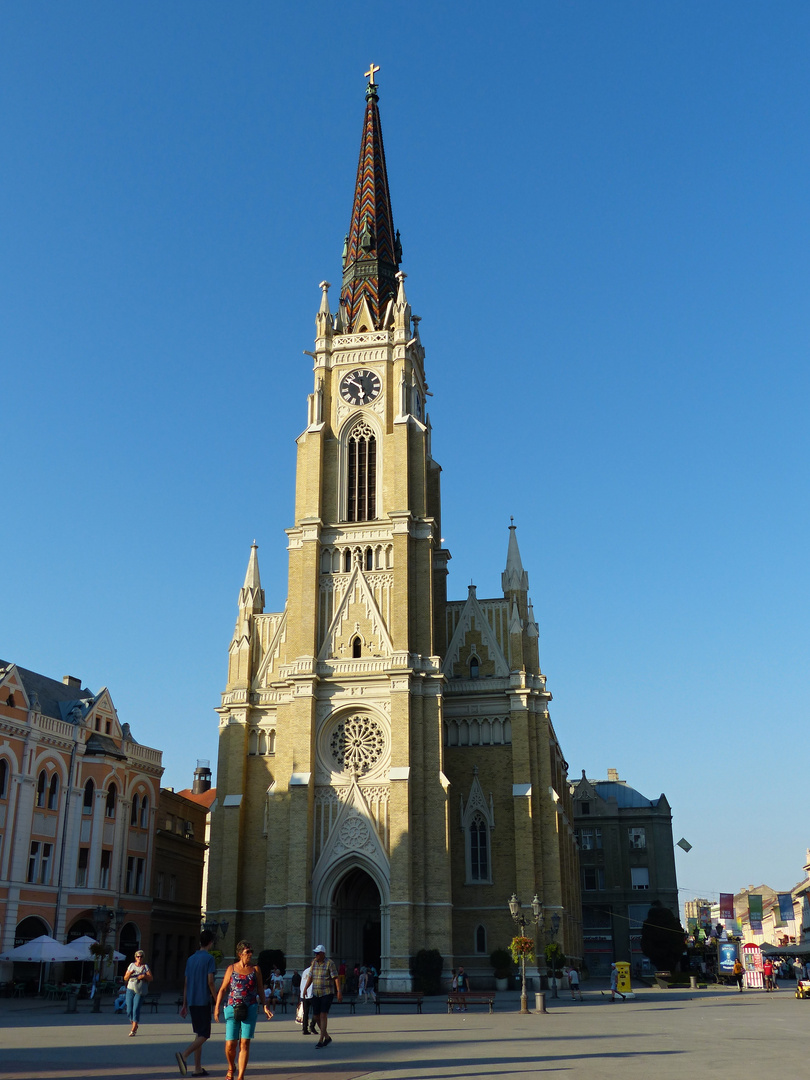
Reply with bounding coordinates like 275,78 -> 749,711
206,83 -> 581,988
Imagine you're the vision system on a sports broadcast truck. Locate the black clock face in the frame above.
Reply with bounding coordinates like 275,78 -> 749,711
339,368 -> 381,406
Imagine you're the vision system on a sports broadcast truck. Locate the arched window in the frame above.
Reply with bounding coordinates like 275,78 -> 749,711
140,795 -> 149,829
346,419 -> 376,522
36,770 -> 47,808
365,547 -> 373,571
343,549 -> 351,572
469,656 -> 480,679
248,729 -> 258,755
469,814 -> 489,881
130,792 -> 140,825
0,759 -> 7,799
6,692 -> 15,707
83,779 -> 94,814
105,783 -> 117,818
352,636 -> 362,658
476,925 -> 487,953
48,773 -> 59,810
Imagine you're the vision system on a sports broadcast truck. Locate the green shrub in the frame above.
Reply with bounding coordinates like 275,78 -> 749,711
490,948 -> 512,978
410,949 -> 444,995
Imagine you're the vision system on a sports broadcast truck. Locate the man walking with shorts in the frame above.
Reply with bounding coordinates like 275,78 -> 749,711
302,945 -> 342,1048
176,930 -> 217,1076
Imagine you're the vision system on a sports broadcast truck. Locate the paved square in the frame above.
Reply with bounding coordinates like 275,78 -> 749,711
0,985 -> 805,1080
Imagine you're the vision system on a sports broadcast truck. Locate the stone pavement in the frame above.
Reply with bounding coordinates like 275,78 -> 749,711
0,983 -> 806,1080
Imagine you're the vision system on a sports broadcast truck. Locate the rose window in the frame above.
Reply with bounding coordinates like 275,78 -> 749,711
329,715 -> 385,775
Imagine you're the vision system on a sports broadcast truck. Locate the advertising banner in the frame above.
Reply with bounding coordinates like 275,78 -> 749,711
699,906 -> 711,929
687,917 -> 697,933
718,941 -> 738,975
778,894 -> 794,924
719,893 -> 734,920
749,895 -> 763,930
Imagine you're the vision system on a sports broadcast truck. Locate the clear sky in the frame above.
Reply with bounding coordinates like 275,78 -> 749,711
3,2 -> 808,912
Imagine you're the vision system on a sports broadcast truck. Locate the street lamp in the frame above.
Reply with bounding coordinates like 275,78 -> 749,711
91,905 -> 125,1013
508,893 -> 543,1014
201,917 -> 229,940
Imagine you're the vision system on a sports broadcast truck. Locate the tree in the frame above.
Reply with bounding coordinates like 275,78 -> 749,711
641,902 -> 686,971
410,949 -> 444,995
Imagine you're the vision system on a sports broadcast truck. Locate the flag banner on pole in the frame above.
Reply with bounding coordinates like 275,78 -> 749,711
719,893 -> 734,920
778,894 -> 793,923
748,895 -> 763,923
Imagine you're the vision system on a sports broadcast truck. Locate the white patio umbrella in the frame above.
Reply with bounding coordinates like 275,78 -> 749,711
0,934 -> 80,992
64,934 -> 125,983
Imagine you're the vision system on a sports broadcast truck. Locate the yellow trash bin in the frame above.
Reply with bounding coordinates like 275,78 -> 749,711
615,962 -> 631,995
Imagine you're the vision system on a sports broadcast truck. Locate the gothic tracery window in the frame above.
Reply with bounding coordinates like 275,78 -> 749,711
346,419 -> 376,522
469,813 -> 489,881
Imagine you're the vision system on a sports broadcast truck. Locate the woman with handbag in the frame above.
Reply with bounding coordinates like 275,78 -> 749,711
214,941 -> 273,1080
123,949 -> 153,1036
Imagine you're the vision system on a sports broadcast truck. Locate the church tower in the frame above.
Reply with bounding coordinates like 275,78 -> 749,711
206,71 -> 581,987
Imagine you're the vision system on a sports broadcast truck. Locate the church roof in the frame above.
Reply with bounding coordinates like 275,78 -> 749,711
340,71 -> 401,331
591,781 -> 660,808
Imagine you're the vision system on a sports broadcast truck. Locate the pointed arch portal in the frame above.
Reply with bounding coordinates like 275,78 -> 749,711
331,867 -> 381,972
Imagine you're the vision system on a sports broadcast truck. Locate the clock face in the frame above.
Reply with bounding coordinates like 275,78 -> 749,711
339,368 -> 381,406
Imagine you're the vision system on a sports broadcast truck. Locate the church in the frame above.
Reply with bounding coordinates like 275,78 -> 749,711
206,71 -> 582,988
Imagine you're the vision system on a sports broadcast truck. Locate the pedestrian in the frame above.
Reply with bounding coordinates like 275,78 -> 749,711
302,945 -> 342,1049
456,965 -> 470,1011
214,940 -> 273,1080
358,966 -> 369,1004
568,965 -> 583,1001
609,963 -> 625,1002
763,959 -> 773,992
123,949 -> 153,1035
299,964 -> 318,1036
291,969 -> 302,997
733,958 -> 744,992
176,929 -> 217,1077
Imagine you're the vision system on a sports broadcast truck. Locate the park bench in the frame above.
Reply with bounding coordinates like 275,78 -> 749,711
446,993 -> 494,1013
143,992 -> 161,1012
375,991 -> 424,1014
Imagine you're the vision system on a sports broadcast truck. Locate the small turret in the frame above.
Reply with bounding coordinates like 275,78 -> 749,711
239,541 -> 265,616
193,759 -> 212,794
228,543 -> 265,688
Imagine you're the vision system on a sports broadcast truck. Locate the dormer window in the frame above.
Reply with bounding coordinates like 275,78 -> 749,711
469,657 -> 479,679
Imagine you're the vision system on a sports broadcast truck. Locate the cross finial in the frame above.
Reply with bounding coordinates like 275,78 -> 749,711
364,62 -> 380,85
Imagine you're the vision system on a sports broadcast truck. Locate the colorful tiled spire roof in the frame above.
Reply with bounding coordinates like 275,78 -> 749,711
340,69 -> 402,332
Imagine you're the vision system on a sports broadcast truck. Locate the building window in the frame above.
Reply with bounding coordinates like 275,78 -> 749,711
126,856 -> 145,894
0,758 -> 7,799
469,657 -> 479,679
631,867 -> 650,890
40,843 -> 52,884
346,419 -> 376,522
352,636 -> 362,658
140,796 -> 149,829
629,827 -> 646,850
476,925 -> 487,953
168,874 -> 176,900
136,858 -> 145,895
156,872 -> 164,899
582,867 -> 605,891
83,779 -> 94,814
365,547 -> 373,571
47,773 -> 59,810
76,847 -> 89,887
468,813 -> 490,882
131,793 -> 140,826
579,800 -> 591,815
575,828 -> 602,851
105,784 -> 117,818
99,849 -> 111,889
126,857 -> 134,893
28,842 -> 40,883
36,770 -> 47,808
628,903 -> 650,930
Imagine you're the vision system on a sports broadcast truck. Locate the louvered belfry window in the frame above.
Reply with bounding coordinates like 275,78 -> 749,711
347,419 -> 376,522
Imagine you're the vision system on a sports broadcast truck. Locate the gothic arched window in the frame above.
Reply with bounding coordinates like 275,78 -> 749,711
140,795 -> 149,829
130,792 -> 139,825
476,924 -> 487,953
48,773 -> 59,810
83,779 -> 94,814
352,636 -> 362,658
469,656 -> 480,679
0,758 -> 7,799
36,770 -> 47,808
346,419 -> 376,522
469,813 -> 489,881
106,783 -> 117,818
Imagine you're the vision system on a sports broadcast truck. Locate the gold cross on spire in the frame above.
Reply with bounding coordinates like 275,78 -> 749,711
364,62 -> 380,84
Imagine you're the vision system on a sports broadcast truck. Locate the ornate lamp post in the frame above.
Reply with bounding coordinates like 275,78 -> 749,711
201,917 -> 229,941
91,905 -> 125,1013
508,893 -> 543,1014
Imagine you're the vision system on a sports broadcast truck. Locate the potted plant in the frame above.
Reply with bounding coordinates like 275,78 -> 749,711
490,948 -> 512,991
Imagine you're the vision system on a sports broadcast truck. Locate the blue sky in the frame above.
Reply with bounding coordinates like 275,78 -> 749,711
3,2 -> 809,911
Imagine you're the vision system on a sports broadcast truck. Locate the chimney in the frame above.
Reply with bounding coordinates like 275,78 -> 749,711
193,759 -> 212,795
607,768 -> 619,782
63,675 -> 82,688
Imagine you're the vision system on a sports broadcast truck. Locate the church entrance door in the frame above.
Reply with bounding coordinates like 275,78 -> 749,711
331,867 -> 381,974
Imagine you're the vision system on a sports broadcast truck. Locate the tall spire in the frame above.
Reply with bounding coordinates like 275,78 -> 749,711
502,520 -> 529,595
340,65 -> 401,332
239,541 -> 265,615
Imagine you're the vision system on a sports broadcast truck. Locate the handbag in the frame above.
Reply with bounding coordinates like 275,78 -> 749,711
295,1001 -> 304,1024
232,1000 -> 248,1023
